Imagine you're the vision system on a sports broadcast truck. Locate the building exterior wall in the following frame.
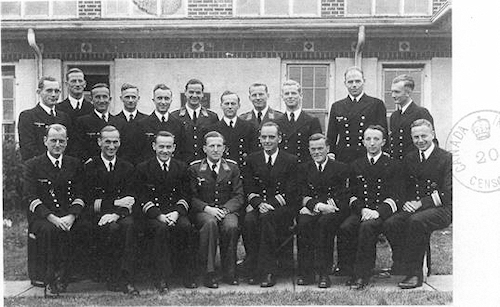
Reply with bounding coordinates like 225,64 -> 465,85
430,57 -> 452,144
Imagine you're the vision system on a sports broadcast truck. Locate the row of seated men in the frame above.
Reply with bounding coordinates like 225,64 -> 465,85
24,118 -> 451,297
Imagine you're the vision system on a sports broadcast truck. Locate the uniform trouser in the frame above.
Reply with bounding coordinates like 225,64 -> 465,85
193,212 -> 239,277
340,214 -> 385,278
147,216 -> 196,281
383,206 -> 452,276
244,206 -> 294,275
94,216 -> 137,283
297,212 -> 344,277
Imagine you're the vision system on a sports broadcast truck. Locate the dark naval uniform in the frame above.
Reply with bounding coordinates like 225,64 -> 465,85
210,118 -> 259,167
384,146 -> 452,279
389,103 -> 434,160
135,157 -> 196,284
326,94 -> 387,163
24,153 -> 85,288
136,113 -> 185,163
274,111 -> 322,164
239,107 -> 284,129
242,150 -> 298,277
84,156 -> 137,286
56,97 -> 93,122
18,104 -> 72,161
296,158 -> 351,280
339,153 -> 402,281
188,158 -> 244,278
115,111 -> 147,165
171,107 -> 219,163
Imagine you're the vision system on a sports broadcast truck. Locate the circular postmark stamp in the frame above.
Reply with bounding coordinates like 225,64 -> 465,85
446,110 -> 500,193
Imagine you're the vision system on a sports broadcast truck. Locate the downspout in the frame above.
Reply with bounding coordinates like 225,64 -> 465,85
27,28 -> 43,79
354,25 -> 365,69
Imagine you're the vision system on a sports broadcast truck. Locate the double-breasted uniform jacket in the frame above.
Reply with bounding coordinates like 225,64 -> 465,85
18,104 -> 73,161
402,147 -> 452,210
135,157 -> 190,219
239,107 -> 284,129
83,156 -> 136,220
210,118 -> 259,167
243,150 -> 298,211
327,95 -> 388,163
188,158 -> 244,215
274,111 -> 322,164
24,153 -> 85,224
171,107 -> 219,163
114,111 -> 147,165
56,98 -> 94,122
298,158 -> 351,216
349,153 -> 402,220
389,103 -> 434,160
74,112 -> 124,162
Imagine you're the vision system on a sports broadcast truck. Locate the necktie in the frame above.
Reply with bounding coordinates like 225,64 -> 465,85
77,101 -> 81,110
421,151 -> 426,163
161,115 -> 166,123
192,111 -> 197,124
211,163 -> 217,179
129,114 -> 134,122
163,162 -> 168,172
257,111 -> 262,124
267,155 -> 273,169
102,114 -> 107,122
109,162 -> 113,172
54,160 -> 60,169
352,97 -> 357,103
290,112 -> 295,123
370,157 -> 375,165
318,163 -> 323,172
50,109 -> 55,117
229,120 -> 234,128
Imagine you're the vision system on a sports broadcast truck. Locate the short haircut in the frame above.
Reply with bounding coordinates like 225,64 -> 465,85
344,66 -> 365,80
99,125 -> 120,138
309,133 -> 329,146
260,121 -> 281,136
392,74 -> 415,91
65,68 -> 84,80
282,79 -> 302,94
121,83 -> 138,93
152,84 -> 172,96
91,83 -> 109,91
154,130 -> 175,143
364,125 -> 387,139
45,124 -> 67,137
411,119 -> 434,131
204,131 -> 225,145
249,82 -> 268,94
220,90 -> 240,103
185,79 -> 204,92
38,76 -> 58,90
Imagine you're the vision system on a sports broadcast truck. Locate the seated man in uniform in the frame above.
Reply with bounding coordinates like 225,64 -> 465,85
188,131 -> 244,288
135,131 -> 197,292
384,119 -> 452,289
24,124 -> 85,296
84,125 -> 139,295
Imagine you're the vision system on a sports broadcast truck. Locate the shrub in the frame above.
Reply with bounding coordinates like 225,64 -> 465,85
3,140 -> 24,213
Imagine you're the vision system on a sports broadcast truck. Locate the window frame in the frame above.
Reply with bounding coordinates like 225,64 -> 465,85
102,0 -> 188,18
1,0 -> 79,19
233,0 -> 321,17
344,0 -> 432,17
2,64 -> 17,142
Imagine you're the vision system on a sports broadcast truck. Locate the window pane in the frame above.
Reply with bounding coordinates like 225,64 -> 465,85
302,89 -> 313,109
236,0 -> 260,15
315,89 -> 326,109
1,1 -> 21,16
315,67 -> 327,87
346,0 -> 371,15
404,0 -> 429,14
293,0 -> 317,15
375,0 -> 399,15
264,0 -> 288,15
289,67 -> 301,84
3,78 -> 14,98
3,99 -> 14,121
302,67 -> 314,87
53,0 -> 78,16
105,0 -> 128,15
25,1 -> 49,15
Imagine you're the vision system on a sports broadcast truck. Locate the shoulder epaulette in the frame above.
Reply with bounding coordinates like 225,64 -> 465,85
190,159 -> 202,166
224,158 -> 238,165
383,152 -> 391,157
84,158 -> 93,164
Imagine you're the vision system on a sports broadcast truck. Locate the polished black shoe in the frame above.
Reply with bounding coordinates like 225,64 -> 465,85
223,275 -> 239,285
332,266 -> 352,277
45,283 -> 60,297
350,277 -> 368,290
318,275 -> 331,288
154,280 -> 169,293
260,273 -> 276,287
123,283 -> 140,296
398,275 -> 422,289
248,275 -> 259,285
204,273 -> 219,289
345,276 -> 356,286
296,275 -> 313,286
183,277 -> 198,289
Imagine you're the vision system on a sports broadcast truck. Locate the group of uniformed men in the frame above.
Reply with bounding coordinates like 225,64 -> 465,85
20,67 -> 452,297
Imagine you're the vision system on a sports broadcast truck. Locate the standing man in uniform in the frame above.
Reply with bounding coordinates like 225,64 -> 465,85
296,133 -> 350,288
84,125 -> 139,295
384,119 -> 452,289
115,83 -> 147,165
188,131 -> 244,288
242,122 -> 298,287
24,124 -> 85,296
18,77 -> 72,161
210,90 -> 258,167
274,80 -> 322,164
338,125 -> 401,289
137,84 -> 185,162
239,82 -> 284,129
56,68 -> 93,122
172,79 -> 219,163
326,67 -> 387,164
135,131 -> 197,292
388,75 -> 434,160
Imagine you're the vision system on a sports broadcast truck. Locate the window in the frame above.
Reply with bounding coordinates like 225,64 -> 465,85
2,66 -> 16,142
287,64 -> 329,130
1,0 -> 78,19
235,0 -> 320,17
345,0 -> 430,16
66,64 -> 111,101
103,0 -> 187,17
382,64 -> 424,113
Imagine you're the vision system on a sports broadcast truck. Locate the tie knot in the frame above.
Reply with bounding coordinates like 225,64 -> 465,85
192,111 -> 198,123
257,111 -> 262,123
370,157 -> 375,165
229,120 -> 233,128
211,163 -> 217,171
163,162 -> 168,172
54,160 -> 60,169
317,163 -> 323,172
102,114 -> 107,122
50,109 -> 55,117
108,162 -> 113,172
267,156 -> 273,168
290,113 -> 295,122
161,115 -> 166,122
129,114 -> 134,121
420,151 -> 426,162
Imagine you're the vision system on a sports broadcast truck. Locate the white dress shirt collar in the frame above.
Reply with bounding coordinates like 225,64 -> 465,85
207,159 -> 221,173
68,95 -> 84,110
123,109 -> 138,121
421,142 -> 435,161
223,116 -> 237,127
47,152 -> 62,168
264,149 -> 279,166
155,110 -> 169,122
253,105 -> 269,118
156,157 -> 171,169
186,105 -> 202,121
39,102 -> 56,116
401,100 -> 413,114
285,109 -> 302,121
348,92 -> 365,102
100,154 -> 117,171
367,151 -> 383,164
